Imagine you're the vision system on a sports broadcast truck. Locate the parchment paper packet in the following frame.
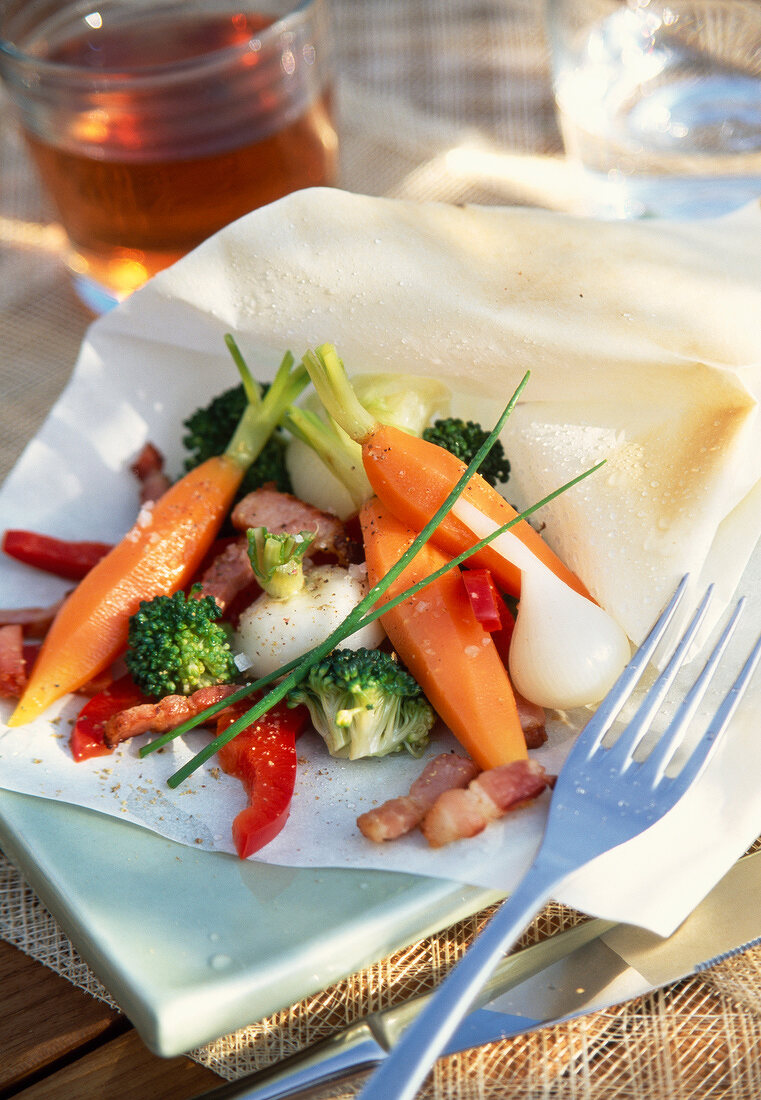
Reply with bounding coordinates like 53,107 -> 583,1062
1,188 -> 760,934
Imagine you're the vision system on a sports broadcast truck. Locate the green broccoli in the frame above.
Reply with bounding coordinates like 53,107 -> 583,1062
422,418 -> 511,487
287,647 -> 435,760
125,590 -> 237,699
246,526 -> 315,599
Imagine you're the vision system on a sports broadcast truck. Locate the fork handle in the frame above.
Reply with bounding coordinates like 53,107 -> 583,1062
358,854 -> 564,1100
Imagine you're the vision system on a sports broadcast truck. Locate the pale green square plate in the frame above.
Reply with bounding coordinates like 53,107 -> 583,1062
0,788 -> 500,1056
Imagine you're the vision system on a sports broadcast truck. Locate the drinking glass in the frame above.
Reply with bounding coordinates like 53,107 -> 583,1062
0,0 -> 338,312
545,0 -> 761,218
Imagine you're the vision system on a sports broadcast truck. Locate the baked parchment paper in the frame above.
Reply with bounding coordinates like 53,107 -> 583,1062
1,189 -> 759,935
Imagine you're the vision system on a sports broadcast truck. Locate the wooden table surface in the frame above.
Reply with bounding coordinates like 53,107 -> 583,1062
0,939 -> 222,1099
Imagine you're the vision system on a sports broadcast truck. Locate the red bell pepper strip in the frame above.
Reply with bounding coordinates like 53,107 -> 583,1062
462,567 -> 517,667
216,699 -> 310,858
490,596 -> 516,670
462,567 -> 504,632
70,674 -> 147,762
3,530 -> 112,581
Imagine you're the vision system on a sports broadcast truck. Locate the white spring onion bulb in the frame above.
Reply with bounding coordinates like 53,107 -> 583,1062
452,498 -> 631,709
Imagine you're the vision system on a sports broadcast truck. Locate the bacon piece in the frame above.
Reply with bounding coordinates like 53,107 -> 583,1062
130,442 -> 172,504
0,624 -> 27,698
103,683 -> 237,747
357,753 -> 478,842
194,539 -> 258,612
231,487 -> 352,563
421,758 -> 550,848
516,692 -> 547,749
0,596 -> 67,639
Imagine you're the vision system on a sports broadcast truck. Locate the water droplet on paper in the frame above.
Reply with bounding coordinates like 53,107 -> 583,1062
209,954 -> 232,971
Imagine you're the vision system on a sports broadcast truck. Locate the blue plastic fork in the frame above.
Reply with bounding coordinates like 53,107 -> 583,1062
359,576 -> 761,1100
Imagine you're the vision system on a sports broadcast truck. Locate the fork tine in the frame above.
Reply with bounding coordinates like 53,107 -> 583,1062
605,584 -> 714,771
572,575 -> 690,763
666,626 -> 761,800
640,597 -> 746,785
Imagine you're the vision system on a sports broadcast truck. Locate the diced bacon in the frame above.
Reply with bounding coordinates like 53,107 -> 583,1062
357,753 -> 478,842
193,539 -> 258,612
103,683 -> 238,747
130,442 -> 171,504
231,487 -> 352,563
475,757 -> 549,812
357,797 -> 423,843
422,789 -> 486,847
0,624 -> 27,698
408,752 -> 479,805
421,759 -> 550,848
0,596 -> 67,639
516,692 -> 547,749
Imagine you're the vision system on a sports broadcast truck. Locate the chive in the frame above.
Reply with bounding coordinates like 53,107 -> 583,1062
161,371 -> 530,787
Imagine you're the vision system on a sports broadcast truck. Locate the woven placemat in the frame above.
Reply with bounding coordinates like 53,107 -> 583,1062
4,844 -> 761,1097
3,2 -> 761,1095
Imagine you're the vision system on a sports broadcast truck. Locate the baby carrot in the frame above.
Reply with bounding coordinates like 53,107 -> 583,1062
362,426 -> 590,600
303,345 -> 590,600
360,497 -> 527,771
8,345 -> 308,727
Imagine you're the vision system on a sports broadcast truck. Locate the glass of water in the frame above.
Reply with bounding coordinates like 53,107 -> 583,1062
545,0 -> 761,218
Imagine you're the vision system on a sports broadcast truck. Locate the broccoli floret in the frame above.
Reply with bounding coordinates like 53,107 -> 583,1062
287,647 -> 435,760
246,526 -> 315,600
125,591 -> 237,699
422,418 -> 510,487
183,382 -> 292,495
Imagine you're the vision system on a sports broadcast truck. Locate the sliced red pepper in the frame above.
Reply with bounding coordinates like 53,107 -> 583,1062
491,593 -> 516,668
70,673 -> 147,762
462,567 -> 504,632
462,567 -> 517,666
217,698 -> 310,858
3,530 -> 112,581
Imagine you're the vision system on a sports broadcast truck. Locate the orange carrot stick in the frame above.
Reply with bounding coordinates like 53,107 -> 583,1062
8,459 -> 241,726
360,497 -> 527,771
7,345 -> 308,727
303,344 -> 590,601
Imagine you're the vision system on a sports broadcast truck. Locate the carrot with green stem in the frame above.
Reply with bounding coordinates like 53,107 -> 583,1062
302,344 -> 592,601
8,339 -> 309,727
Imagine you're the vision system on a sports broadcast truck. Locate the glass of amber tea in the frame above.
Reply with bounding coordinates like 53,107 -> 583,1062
0,0 -> 338,312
